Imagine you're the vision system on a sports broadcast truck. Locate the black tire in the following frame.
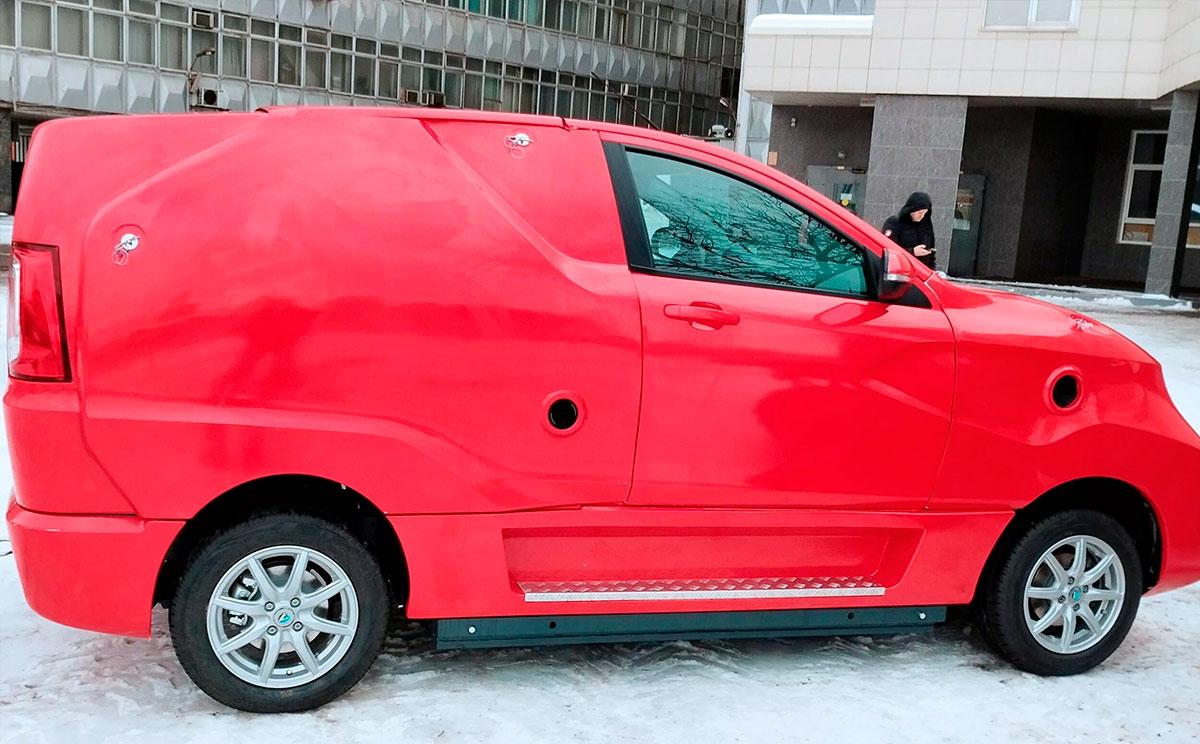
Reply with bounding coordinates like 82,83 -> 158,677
170,513 -> 390,712
980,509 -> 1142,676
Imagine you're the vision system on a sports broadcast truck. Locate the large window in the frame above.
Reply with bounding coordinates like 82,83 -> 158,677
1119,131 -> 1200,248
983,0 -> 1078,28
276,24 -> 301,86
221,15 -> 247,78
0,0 -> 12,46
625,150 -> 869,297
92,10 -> 121,62
19,1 -> 49,50
56,4 -> 88,57
159,8 -> 187,71
128,16 -> 153,65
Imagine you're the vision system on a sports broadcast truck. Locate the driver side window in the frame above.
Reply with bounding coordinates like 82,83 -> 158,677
626,150 -> 869,297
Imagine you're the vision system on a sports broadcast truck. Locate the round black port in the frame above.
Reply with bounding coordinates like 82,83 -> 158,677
548,621 -> 557,630
1052,374 -> 1080,409
547,399 -> 579,430
203,88 -> 218,106
847,612 -> 856,621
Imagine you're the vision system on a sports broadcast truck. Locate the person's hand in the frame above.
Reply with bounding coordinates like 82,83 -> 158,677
913,244 -> 932,257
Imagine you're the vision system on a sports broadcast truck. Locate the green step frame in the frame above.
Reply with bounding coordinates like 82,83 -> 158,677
436,605 -> 946,650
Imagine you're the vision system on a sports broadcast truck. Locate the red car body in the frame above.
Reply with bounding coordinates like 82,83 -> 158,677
7,107 -> 1200,639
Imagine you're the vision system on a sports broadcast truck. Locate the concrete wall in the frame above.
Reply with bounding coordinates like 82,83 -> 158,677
959,107 -> 1034,278
1014,109 -> 1098,282
769,105 -> 874,179
862,94 -> 966,270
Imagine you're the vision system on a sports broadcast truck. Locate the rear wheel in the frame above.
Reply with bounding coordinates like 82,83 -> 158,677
980,509 -> 1142,675
170,514 -> 389,712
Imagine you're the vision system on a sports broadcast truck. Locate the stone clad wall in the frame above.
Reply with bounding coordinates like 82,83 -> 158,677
861,94 -> 966,271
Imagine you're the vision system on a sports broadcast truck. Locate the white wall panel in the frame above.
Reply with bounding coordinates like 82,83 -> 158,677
445,12 -> 467,53
329,0 -> 355,33
222,79 -> 250,111
125,67 -> 156,113
277,0 -> 305,25
91,63 -> 124,113
0,50 -> 15,103
247,83 -> 275,109
354,0 -> 377,37
302,0 -> 326,27
158,73 -> 188,112
275,86 -> 301,105
17,54 -> 55,107
403,5 -> 425,45
56,58 -> 91,111
250,0 -> 275,21
425,7 -> 446,49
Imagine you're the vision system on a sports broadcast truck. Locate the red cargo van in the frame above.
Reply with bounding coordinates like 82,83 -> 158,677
7,107 -> 1200,712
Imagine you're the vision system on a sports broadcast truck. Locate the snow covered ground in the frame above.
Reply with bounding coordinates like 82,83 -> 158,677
1,287 -> 1199,743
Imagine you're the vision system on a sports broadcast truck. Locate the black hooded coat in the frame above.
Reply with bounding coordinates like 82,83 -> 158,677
882,192 -> 936,269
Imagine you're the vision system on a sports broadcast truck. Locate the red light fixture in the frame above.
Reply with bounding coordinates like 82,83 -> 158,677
8,242 -> 70,382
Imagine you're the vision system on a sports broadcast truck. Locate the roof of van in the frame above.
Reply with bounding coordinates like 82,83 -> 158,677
259,105 -> 703,149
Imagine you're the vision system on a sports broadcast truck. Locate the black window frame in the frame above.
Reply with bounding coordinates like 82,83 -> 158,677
603,141 -> 892,304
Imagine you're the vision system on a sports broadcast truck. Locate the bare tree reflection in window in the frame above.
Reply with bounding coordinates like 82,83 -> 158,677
629,151 -> 867,296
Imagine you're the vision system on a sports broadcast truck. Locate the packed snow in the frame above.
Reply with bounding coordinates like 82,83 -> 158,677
1,285 -> 1199,743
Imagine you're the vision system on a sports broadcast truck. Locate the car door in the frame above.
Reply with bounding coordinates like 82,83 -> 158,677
603,137 -> 955,511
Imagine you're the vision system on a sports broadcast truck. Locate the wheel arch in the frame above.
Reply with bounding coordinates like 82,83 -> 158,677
976,477 -> 1162,601
154,474 -> 409,610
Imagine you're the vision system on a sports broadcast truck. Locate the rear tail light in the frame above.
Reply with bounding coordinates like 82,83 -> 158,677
8,242 -> 70,382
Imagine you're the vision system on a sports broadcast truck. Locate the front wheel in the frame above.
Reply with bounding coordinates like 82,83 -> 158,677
980,509 -> 1142,676
170,514 -> 390,712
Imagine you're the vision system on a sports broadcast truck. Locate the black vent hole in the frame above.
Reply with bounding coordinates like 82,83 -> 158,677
548,399 -> 579,430
1052,375 -> 1080,409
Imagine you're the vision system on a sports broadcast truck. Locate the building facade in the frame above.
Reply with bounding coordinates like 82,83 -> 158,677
0,0 -> 745,211
736,0 -> 1200,296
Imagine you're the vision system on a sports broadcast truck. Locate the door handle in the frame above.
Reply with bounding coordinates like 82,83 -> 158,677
663,302 -> 741,330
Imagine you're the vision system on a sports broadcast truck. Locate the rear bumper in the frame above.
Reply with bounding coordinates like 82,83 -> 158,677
6,497 -> 183,637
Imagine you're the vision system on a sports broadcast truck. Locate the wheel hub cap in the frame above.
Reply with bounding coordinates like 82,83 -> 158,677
206,545 -> 359,689
1023,534 -> 1126,655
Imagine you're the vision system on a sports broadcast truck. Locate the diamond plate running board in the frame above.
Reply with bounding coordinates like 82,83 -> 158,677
519,577 -> 885,603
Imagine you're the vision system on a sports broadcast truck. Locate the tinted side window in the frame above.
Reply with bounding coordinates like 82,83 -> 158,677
626,150 -> 869,297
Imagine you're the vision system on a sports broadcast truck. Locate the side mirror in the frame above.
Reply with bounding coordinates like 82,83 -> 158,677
878,245 -> 915,302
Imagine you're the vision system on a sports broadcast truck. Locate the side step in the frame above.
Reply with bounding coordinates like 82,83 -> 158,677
519,576 -> 885,603
436,606 -> 945,650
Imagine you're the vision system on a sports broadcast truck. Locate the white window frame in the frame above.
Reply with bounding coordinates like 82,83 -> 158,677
982,0 -> 1081,30
1118,129 -> 1166,246
1118,129 -> 1200,249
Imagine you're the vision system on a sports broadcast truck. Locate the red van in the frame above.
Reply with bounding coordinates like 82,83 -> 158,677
7,107 -> 1200,712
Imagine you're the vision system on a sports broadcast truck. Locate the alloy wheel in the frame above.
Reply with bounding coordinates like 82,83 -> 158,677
206,545 -> 360,688
1023,535 -> 1126,654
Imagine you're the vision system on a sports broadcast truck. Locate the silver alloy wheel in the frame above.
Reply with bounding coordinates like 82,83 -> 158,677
1023,534 -> 1126,654
206,545 -> 359,689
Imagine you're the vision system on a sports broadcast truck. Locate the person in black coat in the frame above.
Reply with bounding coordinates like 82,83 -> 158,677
882,192 -> 936,269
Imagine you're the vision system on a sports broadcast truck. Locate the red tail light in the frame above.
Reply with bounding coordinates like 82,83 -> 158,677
8,242 -> 70,382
